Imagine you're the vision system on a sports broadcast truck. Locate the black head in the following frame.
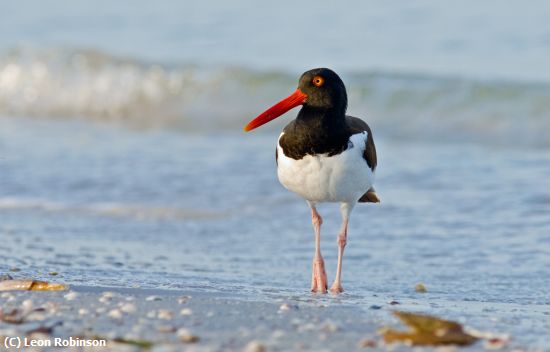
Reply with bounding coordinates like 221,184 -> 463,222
297,68 -> 347,113
244,68 -> 348,132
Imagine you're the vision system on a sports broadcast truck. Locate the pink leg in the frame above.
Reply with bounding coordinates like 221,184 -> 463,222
309,204 -> 327,293
330,203 -> 353,294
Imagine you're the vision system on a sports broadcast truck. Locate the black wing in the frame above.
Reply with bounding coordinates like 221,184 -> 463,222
345,115 -> 377,171
346,116 -> 380,203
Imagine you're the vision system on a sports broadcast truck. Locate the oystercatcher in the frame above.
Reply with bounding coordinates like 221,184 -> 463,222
244,68 -> 379,294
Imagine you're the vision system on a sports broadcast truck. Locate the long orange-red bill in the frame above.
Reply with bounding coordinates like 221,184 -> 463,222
244,89 -> 308,132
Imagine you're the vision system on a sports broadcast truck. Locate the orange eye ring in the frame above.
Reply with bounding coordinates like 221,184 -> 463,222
312,76 -> 324,87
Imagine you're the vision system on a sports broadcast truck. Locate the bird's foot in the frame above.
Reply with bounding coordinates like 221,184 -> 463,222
329,282 -> 344,294
311,258 -> 327,294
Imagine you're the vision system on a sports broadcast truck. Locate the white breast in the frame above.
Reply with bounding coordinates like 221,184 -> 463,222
276,132 -> 375,203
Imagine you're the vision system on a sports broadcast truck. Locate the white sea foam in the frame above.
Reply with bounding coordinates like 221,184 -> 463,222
0,197 -> 224,220
1,48 -> 549,146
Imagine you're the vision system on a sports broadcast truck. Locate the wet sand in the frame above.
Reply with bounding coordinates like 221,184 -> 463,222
0,285 -> 385,352
1,283 -> 539,352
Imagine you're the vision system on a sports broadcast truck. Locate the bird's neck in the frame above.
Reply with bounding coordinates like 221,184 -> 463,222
279,106 -> 350,160
296,105 -> 346,132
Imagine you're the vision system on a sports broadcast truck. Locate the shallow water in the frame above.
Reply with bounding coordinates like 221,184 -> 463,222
2,1 -> 550,147
1,116 -> 549,348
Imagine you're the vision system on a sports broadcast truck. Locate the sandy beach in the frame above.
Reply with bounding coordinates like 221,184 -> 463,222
0,284 -> 390,352
0,283 -> 530,352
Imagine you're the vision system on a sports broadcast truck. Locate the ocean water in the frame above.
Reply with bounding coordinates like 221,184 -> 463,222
1,1 -> 550,349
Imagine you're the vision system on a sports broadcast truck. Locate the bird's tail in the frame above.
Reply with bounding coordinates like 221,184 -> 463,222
358,187 -> 380,203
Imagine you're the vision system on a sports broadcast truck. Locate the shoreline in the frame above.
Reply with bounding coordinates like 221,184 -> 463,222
0,284 -> 536,351
1,284 -> 383,351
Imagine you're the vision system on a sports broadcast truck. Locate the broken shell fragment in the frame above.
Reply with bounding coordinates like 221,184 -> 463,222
415,283 -> 427,293
177,328 -> 200,343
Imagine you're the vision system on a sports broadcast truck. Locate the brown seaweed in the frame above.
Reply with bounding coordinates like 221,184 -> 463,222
0,280 -> 68,291
381,311 -> 478,346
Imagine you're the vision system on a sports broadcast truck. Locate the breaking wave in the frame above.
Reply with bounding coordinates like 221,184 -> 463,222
1,47 -> 549,146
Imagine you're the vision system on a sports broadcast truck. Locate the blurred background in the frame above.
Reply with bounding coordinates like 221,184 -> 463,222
1,0 -> 550,143
1,1 -> 550,346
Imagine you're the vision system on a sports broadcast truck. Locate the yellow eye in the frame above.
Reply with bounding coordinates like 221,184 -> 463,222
312,76 -> 324,87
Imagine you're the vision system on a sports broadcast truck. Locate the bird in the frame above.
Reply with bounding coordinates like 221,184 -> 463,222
244,68 -> 379,294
